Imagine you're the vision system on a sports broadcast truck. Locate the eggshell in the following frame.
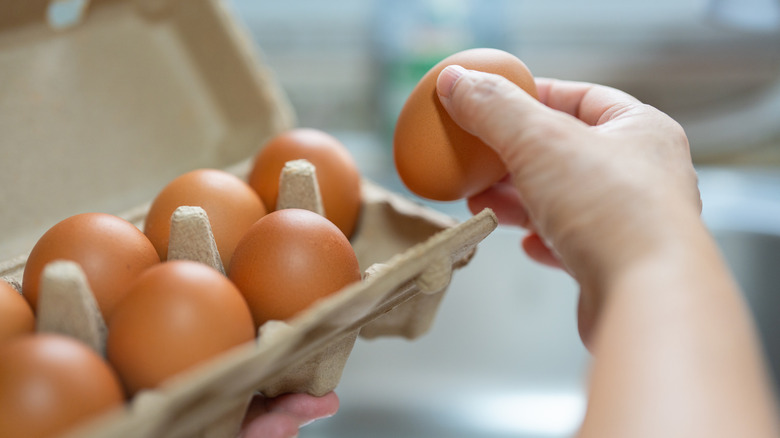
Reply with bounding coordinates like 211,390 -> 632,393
144,169 -> 267,270
22,213 -> 161,320
393,48 -> 538,201
247,128 -> 362,238
106,260 -> 255,396
0,334 -> 125,438
228,208 -> 361,328
0,279 -> 34,344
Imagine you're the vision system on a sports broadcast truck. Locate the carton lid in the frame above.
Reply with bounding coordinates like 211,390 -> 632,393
0,0 -> 295,259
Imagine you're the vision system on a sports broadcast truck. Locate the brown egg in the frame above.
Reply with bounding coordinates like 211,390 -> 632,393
0,334 -> 125,438
228,208 -> 361,328
394,48 -> 538,201
143,168 -> 267,270
0,279 -> 34,344
247,128 -> 362,238
22,213 -> 160,320
107,260 -> 255,396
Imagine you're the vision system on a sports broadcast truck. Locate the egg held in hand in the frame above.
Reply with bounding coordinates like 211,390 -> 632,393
0,334 -> 125,438
106,260 -> 255,396
144,168 -> 267,270
22,212 -> 161,321
248,128 -> 362,238
393,48 -> 538,201
228,208 -> 362,329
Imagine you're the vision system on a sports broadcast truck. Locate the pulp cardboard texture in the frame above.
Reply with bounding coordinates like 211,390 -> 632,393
0,1 -> 499,437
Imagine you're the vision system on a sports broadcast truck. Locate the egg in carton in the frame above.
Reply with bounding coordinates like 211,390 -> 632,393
0,0 -> 498,436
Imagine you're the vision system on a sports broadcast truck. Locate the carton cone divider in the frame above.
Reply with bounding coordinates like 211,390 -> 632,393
276,159 -> 325,215
167,206 -> 225,275
36,260 -> 108,356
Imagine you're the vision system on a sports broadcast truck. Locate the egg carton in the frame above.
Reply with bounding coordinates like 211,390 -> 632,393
0,164 -> 497,438
0,1 -> 498,437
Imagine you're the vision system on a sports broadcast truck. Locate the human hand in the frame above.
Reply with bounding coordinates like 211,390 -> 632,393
239,391 -> 338,438
436,66 -> 701,345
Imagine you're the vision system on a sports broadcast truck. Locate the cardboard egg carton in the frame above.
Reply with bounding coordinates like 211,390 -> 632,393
0,1 -> 498,437
0,162 -> 497,438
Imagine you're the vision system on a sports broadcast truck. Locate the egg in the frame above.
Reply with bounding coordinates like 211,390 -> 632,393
0,334 -> 125,438
144,169 -> 267,270
393,48 -> 538,201
247,128 -> 362,238
106,260 -> 255,396
0,279 -> 34,344
228,208 -> 361,328
22,213 -> 160,320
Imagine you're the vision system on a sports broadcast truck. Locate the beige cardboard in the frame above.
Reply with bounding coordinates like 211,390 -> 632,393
36,260 -> 108,355
167,206 -> 226,275
0,1 -> 499,437
276,159 -> 325,215
0,0 -> 295,260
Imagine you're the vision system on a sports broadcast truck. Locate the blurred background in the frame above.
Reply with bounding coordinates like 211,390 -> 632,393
230,0 -> 780,171
224,1 -> 780,437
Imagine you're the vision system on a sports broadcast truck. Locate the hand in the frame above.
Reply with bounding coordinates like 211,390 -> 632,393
239,391 -> 339,438
436,66 -> 701,345
435,65 -> 780,438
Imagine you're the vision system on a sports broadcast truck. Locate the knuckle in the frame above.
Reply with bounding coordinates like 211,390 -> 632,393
452,74 -> 508,128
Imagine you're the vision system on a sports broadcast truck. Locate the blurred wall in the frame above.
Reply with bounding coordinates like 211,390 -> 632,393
229,0 -> 780,164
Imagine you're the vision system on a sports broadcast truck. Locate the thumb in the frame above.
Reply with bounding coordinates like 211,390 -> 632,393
436,65 -> 583,174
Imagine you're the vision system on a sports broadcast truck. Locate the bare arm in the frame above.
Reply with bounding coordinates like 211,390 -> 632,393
584,208 -> 776,438
437,66 -> 779,438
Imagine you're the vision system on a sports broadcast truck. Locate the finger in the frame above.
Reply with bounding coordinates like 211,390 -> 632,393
467,181 -> 531,228
240,412 -> 299,438
534,77 -> 645,127
265,391 -> 339,424
521,233 -> 564,269
436,66 -> 586,175
242,392 -> 339,429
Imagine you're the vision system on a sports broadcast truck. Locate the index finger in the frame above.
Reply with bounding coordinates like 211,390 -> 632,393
243,392 -> 339,425
534,78 -> 643,126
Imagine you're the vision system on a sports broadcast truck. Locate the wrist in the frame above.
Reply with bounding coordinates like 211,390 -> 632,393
600,206 -> 725,303
570,197 -> 708,296
572,204 -> 719,348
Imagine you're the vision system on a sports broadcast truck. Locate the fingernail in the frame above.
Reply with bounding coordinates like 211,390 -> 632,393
437,65 -> 467,99
299,413 -> 334,428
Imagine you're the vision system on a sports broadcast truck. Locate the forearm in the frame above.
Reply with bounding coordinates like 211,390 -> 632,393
579,212 -> 779,438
